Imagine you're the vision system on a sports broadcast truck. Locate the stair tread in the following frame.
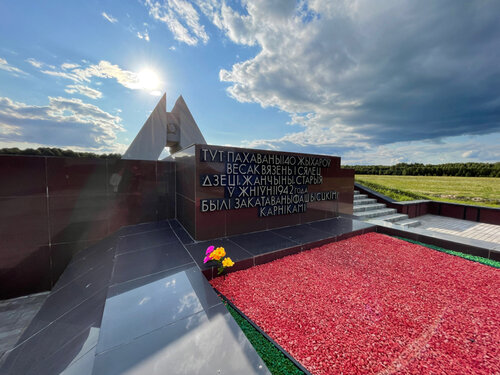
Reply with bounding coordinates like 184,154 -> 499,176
396,218 -> 420,224
395,219 -> 421,227
353,194 -> 368,199
353,203 -> 387,212
354,208 -> 396,217
354,203 -> 385,208
372,213 -> 408,221
353,198 -> 376,205
377,213 -> 407,218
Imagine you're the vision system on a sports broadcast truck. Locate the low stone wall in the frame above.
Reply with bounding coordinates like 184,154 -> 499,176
355,182 -> 500,225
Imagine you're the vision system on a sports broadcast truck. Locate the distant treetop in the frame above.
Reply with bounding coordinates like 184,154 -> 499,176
343,162 -> 500,177
0,147 -> 122,159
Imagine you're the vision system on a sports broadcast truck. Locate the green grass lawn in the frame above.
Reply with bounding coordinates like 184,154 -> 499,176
355,175 -> 500,207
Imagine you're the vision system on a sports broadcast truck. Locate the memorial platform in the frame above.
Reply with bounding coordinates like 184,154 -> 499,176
0,216 -> 375,375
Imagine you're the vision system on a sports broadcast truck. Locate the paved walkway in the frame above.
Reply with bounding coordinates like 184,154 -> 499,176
0,292 -> 48,361
416,214 -> 500,244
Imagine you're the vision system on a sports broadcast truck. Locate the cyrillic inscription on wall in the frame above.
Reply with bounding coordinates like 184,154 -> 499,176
199,148 -> 337,217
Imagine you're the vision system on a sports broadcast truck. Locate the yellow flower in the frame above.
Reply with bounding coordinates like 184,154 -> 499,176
222,257 -> 234,267
210,247 -> 226,261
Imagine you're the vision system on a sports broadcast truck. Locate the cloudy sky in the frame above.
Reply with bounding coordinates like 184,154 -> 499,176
1,0 -> 499,164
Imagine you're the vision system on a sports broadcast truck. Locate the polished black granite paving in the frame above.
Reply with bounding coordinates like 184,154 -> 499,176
271,224 -> 336,244
116,228 -> 180,255
307,215 -> 374,235
228,230 -> 299,255
0,216 -> 375,375
118,221 -> 171,237
1,289 -> 107,375
20,263 -> 111,341
111,241 -> 194,285
168,219 -> 195,245
53,245 -> 115,292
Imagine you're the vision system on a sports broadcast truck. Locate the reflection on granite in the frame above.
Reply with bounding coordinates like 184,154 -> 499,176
93,304 -> 270,375
95,258 -> 269,374
97,266 -> 219,353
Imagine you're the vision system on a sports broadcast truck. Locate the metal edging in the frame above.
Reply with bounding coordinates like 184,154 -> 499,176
213,288 -> 313,375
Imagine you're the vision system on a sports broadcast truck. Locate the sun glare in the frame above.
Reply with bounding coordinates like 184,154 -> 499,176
137,69 -> 160,91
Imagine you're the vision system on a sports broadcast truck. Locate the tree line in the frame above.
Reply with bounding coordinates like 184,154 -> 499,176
0,147 -> 121,159
343,162 -> 500,177
1,148 -> 498,177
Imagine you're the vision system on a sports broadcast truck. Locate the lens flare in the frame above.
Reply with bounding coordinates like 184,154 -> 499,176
137,69 -> 159,90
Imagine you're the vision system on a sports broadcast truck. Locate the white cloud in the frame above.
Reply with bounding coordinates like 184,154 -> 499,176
340,134 -> 500,165
0,96 -> 124,151
35,59 -> 157,91
144,0 -> 209,45
102,12 -> 118,24
206,1 -> 500,160
137,31 -> 150,41
41,69 -> 81,81
61,63 -> 80,70
25,58 -> 43,69
242,132 -> 500,165
0,57 -> 26,75
0,123 -> 22,136
65,84 -> 103,99
74,61 -> 141,88
461,150 -> 476,158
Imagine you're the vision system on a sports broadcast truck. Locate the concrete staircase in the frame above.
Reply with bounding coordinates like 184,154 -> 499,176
353,190 -> 420,228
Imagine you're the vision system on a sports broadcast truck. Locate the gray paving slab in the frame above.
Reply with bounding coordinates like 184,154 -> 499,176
416,214 -> 500,244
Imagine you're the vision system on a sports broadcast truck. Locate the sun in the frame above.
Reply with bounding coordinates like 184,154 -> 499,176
137,69 -> 160,91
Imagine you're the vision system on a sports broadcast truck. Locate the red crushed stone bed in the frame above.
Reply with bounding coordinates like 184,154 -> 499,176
210,233 -> 500,375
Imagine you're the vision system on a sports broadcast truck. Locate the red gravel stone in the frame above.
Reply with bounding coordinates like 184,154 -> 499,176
210,233 -> 500,375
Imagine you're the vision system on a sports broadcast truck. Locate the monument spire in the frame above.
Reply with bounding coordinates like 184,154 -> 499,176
122,93 -> 206,160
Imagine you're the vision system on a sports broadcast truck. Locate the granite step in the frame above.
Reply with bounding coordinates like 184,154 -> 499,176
353,198 -> 377,206
353,203 -> 387,213
354,208 -> 397,219
353,194 -> 368,200
370,213 -> 409,223
394,219 -> 421,228
354,190 -> 360,195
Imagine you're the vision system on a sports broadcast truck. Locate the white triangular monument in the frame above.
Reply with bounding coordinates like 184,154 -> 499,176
122,93 -> 206,160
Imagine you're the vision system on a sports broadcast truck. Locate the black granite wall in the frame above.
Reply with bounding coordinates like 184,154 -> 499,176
0,155 -> 175,299
1,146 -> 354,298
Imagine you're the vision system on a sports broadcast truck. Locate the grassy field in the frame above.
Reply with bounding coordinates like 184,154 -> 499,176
355,175 -> 500,207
